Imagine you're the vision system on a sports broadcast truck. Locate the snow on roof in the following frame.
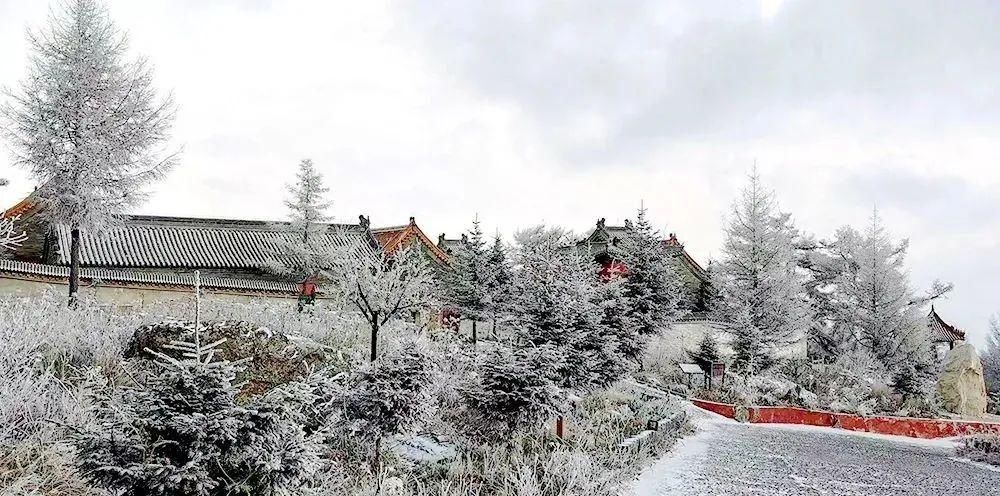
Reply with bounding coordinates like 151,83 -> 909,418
47,216 -> 369,269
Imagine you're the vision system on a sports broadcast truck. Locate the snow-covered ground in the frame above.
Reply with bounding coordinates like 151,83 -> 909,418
631,404 -> 999,495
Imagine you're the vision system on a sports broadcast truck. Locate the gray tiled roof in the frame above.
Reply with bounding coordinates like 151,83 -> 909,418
51,216 -> 368,268
927,307 -> 966,343
0,259 -> 299,293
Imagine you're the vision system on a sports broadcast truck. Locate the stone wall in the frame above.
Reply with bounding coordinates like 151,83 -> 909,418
0,275 -> 297,308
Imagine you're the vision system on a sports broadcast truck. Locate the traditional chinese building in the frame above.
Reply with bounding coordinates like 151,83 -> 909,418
370,216 -> 451,268
0,191 -> 445,304
927,306 -> 967,361
576,217 -> 713,313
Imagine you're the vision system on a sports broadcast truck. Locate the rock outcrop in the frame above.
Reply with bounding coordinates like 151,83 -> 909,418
125,320 -> 328,396
937,343 -> 988,417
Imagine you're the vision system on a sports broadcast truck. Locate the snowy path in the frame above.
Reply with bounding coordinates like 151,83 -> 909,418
631,405 -> 999,495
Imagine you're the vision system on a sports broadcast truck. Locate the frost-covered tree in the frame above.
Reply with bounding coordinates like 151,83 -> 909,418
484,232 -> 513,334
462,343 -> 563,440
609,206 -> 685,346
72,331 -> 322,496
688,333 -> 721,374
713,169 -> 810,374
804,210 -> 950,374
985,315 -> 1000,396
438,217 -> 490,342
333,341 -> 435,483
0,178 -> 27,252
265,158 -> 334,279
1,0 -> 177,306
509,225 -> 623,391
329,238 -> 436,361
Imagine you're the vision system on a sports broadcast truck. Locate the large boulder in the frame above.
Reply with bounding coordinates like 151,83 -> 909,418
125,320 -> 328,396
937,343 -> 988,417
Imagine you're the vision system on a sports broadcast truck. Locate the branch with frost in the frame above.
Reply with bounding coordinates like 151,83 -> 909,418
325,235 -> 437,360
0,178 -> 27,251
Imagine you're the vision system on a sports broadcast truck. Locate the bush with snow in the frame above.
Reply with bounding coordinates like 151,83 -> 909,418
460,343 -> 564,441
958,433 -> 1000,466
72,334 -> 324,496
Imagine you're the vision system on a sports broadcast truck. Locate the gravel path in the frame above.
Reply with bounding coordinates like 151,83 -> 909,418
631,406 -> 999,495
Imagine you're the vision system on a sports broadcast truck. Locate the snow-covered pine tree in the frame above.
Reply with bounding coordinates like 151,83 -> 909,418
484,232 -> 513,336
462,343 -> 563,440
812,210 -> 950,376
0,178 -> 27,252
266,158 -> 334,279
509,225 -> 623,391
713,169 -> 810,374
688,333 -> 721,374
438,217 -> 490,342
333,340 -> 435,483
72,327 -> 323,496
328,237 -> 436,362
606,206 -> 686,364
1,0 -> 177,306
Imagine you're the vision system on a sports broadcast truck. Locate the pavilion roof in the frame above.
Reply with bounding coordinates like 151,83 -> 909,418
927,306 -> 966,343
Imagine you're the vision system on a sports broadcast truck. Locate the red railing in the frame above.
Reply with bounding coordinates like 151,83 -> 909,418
691,399 -> 1000,439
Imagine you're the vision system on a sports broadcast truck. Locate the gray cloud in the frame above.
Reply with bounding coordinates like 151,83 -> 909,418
400,0 -> 1000,161
838,168 -> 1000,234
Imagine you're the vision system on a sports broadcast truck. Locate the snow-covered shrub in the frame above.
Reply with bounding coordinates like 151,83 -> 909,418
958,433 -> 1000,466
72,335 -> 324,496
334,339 -> 436,443
460,343 -> 563,441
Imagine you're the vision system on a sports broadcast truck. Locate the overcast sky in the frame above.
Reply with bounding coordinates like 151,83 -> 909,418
1,0 -> 998,346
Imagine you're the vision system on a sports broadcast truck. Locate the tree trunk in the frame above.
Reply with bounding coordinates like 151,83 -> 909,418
68,227 -> 80,308
370,312 -> 380,362
471,319 -> 478,344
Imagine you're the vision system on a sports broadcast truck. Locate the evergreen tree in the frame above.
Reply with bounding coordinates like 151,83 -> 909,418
610,206 -> 685,337
484,232 -> 514,335
713,169 -> 810,374
461,343 -> 563,440
689,333 -> 721,373
266,158 -> 334,279
2,0 -> 177,306
439,217 -> 490,342
509,225 -> 623,391
334,341 -> 435,483
72,329 -> 322,496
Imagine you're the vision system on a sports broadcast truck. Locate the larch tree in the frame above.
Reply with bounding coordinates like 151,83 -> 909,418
266,158 -> 334,279
329,238 -> 437,362
984,314 -> 1000,397
808,210 -> 951,375
713,169 -> 810,374
1,0 -> 177,306
438,217 -> 490,343
0,178 -> 27,252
